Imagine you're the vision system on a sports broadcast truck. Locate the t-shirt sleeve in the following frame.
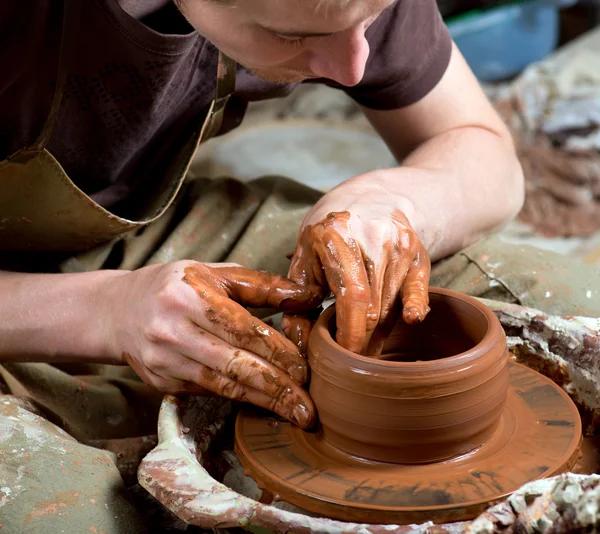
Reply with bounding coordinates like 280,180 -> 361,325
317,0 -> 452,110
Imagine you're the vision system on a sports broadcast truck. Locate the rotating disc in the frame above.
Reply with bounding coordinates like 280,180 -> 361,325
235,363 -> 581,524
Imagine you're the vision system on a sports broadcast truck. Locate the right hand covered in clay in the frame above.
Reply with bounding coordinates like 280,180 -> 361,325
283,193 -> 431,358
100,261 -> 323,429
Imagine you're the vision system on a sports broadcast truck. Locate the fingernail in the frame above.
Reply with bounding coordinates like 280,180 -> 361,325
288,362 -> 307,383
404,306 -> 428,324
292,404 -> 312,428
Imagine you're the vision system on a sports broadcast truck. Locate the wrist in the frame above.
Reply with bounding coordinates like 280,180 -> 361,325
329,171 -> 424,233
83,270 -> 131,365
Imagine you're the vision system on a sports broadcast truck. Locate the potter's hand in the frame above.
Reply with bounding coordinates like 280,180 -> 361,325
102,261 -> 321,428
283,197 -> 430,357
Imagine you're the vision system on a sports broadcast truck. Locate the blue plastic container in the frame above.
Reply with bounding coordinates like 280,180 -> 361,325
446,0 -> 578,81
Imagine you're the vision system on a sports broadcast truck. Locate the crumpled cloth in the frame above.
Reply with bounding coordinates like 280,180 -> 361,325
493,35 -> 600,237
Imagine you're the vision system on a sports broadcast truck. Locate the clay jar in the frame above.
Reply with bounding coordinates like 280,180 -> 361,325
308,288 -> 509,464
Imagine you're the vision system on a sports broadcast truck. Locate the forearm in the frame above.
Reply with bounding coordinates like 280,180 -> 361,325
403,126 -> 523,259
0,270 -> 126,364
350,126 -> 524,261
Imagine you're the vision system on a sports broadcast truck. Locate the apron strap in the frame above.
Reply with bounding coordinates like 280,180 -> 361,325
203,50 -> 236,139
9,0 -> 81,164
215,51 -> 237,103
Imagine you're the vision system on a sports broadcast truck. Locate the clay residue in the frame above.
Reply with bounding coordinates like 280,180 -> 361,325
307,294 -> 511,465
494,90 -> 600,238
180,264 -> 317,429
24,490 -> 83,525
516,145 -> 600,236
285,210 -> 430,358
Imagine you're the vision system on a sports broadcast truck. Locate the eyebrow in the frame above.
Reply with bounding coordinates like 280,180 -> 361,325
261,26 -> 336,38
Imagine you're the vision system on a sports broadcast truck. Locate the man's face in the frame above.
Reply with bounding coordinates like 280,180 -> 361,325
178,0 -> 395,85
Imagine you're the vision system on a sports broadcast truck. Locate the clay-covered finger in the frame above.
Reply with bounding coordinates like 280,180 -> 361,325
186,264 -> 323,313
361,254 -> 387,354
365,260 -> 408,357
401,250 -> 431,324
184,288 -> 309,383
172,353 -> 316,428
281,308 -> 321,355
313,231 -> 371,353
236,381 -> 316,429
177,327 -> 310,402
287,238 -> 327,290
378,251 -> 413,324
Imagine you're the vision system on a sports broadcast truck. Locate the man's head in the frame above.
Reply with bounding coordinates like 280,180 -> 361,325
175,0 -> 394,85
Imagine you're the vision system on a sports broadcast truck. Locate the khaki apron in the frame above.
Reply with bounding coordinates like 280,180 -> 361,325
0,3 -> 244,531
0,0 -> 237,255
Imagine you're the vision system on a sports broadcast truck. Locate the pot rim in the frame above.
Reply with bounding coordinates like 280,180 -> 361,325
310,287 -> 503,374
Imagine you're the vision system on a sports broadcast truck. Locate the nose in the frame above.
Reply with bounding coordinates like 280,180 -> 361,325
307,26 -> 370,86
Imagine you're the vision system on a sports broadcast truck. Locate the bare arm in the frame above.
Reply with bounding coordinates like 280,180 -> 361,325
285,42 -> 524,356
0,270 -> 122,363
0,264 -> 323,428
359,42 -> 524,261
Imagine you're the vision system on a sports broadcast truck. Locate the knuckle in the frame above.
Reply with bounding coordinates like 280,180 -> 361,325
366,308 -> 380,330
269,386 -> 293,413
141,350 -> 168,373
155,281 -> 186,311
307,224 -> 323,243
224,351 -> 249,382
220,380 -> 245,400
267,395 -> 282,413
143,320 -> 179,346
343,285 -> 371,303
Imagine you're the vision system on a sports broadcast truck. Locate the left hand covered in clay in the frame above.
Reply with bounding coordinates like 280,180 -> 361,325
283,183 -> 431,357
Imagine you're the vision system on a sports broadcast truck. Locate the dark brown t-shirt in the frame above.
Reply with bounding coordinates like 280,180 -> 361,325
0,0 -> 450,215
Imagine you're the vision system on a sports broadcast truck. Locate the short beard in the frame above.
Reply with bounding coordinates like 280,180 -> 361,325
250,68 -> 317,84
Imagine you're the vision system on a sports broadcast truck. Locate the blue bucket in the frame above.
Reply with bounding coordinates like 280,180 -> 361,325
446,0 -> 578,81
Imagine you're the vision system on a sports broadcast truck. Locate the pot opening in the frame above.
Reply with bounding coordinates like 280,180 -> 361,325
329,291 -> 490,362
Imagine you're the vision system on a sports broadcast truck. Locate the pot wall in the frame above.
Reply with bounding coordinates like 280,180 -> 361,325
308,288 -> 509,464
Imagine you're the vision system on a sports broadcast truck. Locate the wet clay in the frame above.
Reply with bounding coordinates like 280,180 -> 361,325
176,264 -> 323,428
182,263 -> 320,384
235,289 -> 582,524
284,210 -> 430,357
235,363 -> 582,525
309,289 -> 509,464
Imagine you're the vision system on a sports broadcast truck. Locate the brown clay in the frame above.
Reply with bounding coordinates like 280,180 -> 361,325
178,263 -> 324,428
309,288 -> 508,463
182,264 -> 321,384
235,363 -> 582,525
283,210 -> 430,357
235,289 -> 582,524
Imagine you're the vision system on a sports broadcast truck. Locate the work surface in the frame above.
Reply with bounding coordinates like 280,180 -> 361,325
138,27 -> 600,533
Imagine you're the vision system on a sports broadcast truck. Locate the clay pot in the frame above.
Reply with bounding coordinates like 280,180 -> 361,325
308,287 -> 509,464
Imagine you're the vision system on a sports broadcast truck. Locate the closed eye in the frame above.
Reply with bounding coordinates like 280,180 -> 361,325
273,33 -> 306,48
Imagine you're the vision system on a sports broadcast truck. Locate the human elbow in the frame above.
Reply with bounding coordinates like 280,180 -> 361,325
501,153 -> 525,225
492,122 -> 525,225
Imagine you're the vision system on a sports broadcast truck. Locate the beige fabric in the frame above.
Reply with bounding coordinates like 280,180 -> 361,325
2,176 -> 600,532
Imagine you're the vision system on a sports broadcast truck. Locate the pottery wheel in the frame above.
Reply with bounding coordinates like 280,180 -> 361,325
235,363 -> 582,524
